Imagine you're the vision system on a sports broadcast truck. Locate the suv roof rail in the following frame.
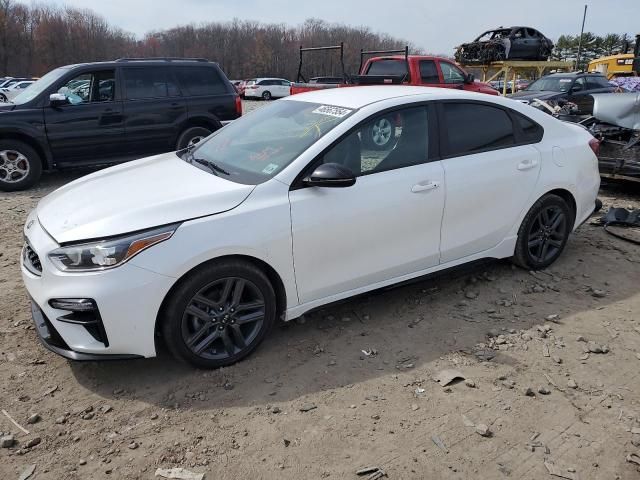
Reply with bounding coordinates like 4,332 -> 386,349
115,57 -> 210,63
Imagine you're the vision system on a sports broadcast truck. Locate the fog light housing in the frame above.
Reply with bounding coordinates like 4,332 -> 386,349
48,298 -> 109,346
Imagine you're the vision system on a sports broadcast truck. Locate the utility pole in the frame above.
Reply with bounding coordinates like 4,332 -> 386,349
576,4 -> 588,71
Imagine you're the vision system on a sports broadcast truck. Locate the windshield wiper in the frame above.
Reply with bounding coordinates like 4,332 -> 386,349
188,153 -> 230,176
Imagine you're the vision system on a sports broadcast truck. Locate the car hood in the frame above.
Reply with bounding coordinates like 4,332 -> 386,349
508,90 -> 562,101
37,152 -> 255,244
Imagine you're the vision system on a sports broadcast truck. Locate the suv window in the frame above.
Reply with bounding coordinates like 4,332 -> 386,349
124,67 -> 169,99
320,106 -> 429,176
58,70 -> 115,104
440,62 -> 465,84
442,103 -> 515,156
175,66 -> 226,96
572,77 -> 587,92
419,61 -> 439,83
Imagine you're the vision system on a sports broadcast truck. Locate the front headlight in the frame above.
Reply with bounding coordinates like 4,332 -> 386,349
48,224 -> 178,272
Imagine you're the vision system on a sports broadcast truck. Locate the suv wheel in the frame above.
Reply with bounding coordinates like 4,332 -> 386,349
262,91 -> 272,100
176,127 -> 212,151
513,194 -> 572,270
0,140 -> 42,191
161,260 -> 276,369
364,116 -> 395,150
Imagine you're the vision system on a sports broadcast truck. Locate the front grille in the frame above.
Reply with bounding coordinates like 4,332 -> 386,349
23,243 -> 42,275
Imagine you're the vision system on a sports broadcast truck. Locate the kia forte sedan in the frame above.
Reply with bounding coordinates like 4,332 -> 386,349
21,86 -> 601,368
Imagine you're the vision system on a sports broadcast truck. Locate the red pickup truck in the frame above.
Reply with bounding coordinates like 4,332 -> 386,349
291,47 -> 498,96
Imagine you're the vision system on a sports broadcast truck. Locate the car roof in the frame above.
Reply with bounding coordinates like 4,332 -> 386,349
544,72 -> 606,78
283,85 -> 487,109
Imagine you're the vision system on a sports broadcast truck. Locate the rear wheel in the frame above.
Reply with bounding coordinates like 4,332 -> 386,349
364,116 -> 395,150
0,140 -> 42,191
513,194 -> 572,270
176,126 -> 212,151
262,91 -> 272,100
161,260 -> 276,369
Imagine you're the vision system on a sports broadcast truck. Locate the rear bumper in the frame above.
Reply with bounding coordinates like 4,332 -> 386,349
30,301 -> 142,361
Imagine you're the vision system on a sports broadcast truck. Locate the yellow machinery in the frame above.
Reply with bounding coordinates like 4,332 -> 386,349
461,60 -> 574,95
588,54 -> 636,79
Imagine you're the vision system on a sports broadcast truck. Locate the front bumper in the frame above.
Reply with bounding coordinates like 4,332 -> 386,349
21,215 -> 176,359
30,301 -> 142,361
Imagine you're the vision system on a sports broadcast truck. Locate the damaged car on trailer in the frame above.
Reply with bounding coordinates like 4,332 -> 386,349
584,92 -> 640,183
455,26 -> 553,64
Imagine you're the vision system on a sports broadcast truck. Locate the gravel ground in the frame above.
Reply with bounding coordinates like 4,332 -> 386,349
1,101 -> 640,479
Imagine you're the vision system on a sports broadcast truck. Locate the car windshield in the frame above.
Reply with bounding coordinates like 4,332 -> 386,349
182,100 -> 356,184
11,67 -> 69,104
525,77 -> 573,93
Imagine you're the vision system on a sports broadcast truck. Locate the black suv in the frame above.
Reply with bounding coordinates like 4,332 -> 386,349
0,58 -> 241,190
508,72 -> 614,113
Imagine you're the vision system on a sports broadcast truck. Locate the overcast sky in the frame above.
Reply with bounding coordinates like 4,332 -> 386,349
19,0 -> 640,54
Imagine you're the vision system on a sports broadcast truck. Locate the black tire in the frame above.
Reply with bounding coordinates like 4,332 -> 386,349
0,139 -> 42,191
363,116 -> 396,150
176,126 -> 212,151
161,259 -> 276,369
0,93 -> 7,102
262,91 -> 272,100
513,194 -> 573,270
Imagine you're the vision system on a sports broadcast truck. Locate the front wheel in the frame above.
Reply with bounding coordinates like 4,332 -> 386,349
513,194 -> 572,270
0,140 -> 42,191
161,260 -> 276,369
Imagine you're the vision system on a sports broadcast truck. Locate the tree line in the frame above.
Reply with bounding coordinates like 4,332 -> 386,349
0,1 -> 414,80
0,0 -> 635,80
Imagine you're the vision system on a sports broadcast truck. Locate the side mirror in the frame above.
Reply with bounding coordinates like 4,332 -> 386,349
464,73 -> 474,84
49,93 -> 69,106
303,163 -> 356,188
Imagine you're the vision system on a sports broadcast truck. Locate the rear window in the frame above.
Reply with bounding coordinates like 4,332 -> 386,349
175,66 -> 227,96
513,112 -> 544,143
443,103 -> 515,156
366,59 -> 408,77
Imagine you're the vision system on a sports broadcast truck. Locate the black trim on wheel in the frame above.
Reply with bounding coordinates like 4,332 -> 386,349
161,260 -> 276,368
262,91 -> 272,100
513,194 -> 572,270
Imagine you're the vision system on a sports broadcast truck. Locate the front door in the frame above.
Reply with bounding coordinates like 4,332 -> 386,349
289,105 -> 445,304
438,101 -> 541,263
44,69 -> 124,164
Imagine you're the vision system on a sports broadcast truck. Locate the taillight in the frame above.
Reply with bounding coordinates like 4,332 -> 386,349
588,137 -> 600,156
235,95 -> 242,117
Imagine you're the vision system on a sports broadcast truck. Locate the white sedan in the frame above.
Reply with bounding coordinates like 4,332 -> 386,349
0,80 -> 34,102
21,86 -> 601,368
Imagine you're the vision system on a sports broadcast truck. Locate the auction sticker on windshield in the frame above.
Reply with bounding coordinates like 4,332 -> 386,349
262,163 -> 280,174
312,105 -> 352,118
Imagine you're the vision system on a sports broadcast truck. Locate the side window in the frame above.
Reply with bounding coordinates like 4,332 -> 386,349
512,111 -> 544,143
175,66 -> 226,96
123,67 -> 168,99
442,103 -> 515,156
586,76 -> 609,90
440,62 -> 465,84
320,106 -> 429,176
280,80 -> 290,86
526,28 -> 538,37
572,77 -> 587,92
419,60 -> 439,83
57,70 -> 115,104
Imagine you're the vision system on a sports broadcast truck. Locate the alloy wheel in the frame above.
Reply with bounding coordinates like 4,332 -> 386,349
0,150 -> 30,183
527,205 -> 567,263
371,118 -> 393,147
181,277 -> 266,360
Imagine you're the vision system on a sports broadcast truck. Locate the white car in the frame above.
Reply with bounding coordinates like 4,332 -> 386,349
21,86 -> 601,368
243,77 -> 291,100
0,80 -> 34,102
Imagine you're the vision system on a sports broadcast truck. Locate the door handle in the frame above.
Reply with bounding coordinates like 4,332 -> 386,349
411,181 -> 440,193
517,158 -> 539,171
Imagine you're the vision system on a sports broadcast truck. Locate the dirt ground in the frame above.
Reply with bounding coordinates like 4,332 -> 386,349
2,104 -> 640,479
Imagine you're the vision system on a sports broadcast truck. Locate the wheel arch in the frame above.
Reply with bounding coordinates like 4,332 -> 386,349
154,254 -> 287,336
181,116 -> 222,133
545,188 -> 577,225
0,131 -> 51,170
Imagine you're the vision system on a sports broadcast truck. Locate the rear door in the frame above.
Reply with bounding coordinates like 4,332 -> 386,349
438,101 -> 542,263
44,68 -> 125,164
122,66 -> 187,155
